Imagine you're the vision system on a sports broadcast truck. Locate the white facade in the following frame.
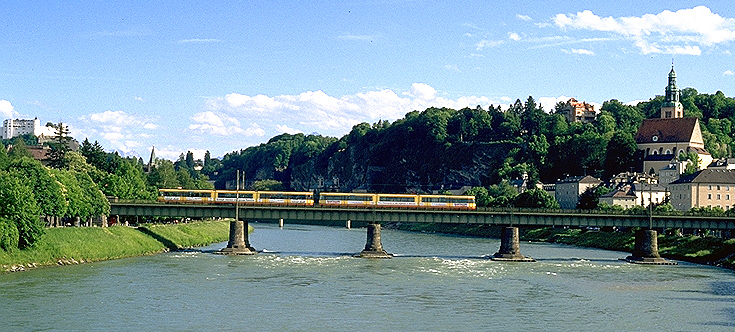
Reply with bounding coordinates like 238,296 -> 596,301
1,118 -> 56,140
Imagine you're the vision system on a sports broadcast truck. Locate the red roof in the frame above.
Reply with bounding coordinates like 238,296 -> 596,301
635,117 -> 699,144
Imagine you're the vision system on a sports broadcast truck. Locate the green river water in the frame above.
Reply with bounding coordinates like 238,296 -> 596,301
1,223 -> 734,331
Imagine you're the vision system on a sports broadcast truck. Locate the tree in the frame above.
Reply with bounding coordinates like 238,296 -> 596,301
0,171 -> 42,249
80,139 -> 107,170
0,144 -> 9,170
252,179 -> 285,191
513,188 -> 559,209
7,139 -> 32,160
464,187 -> 490,207
603,131 -> 638,179
577,185 -> 611,210
46,122 -> 72,168
8,157 -> 67,222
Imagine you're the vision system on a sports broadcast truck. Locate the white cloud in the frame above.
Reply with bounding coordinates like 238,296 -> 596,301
552,6 -> 735,55
562,48 -> 595,55
134,96 -> 145,102
725,70 -> 735,76
407,83 -> 437,100
203,84 -> 511,139
277,124 -> 302,134
538,96 -> 572,113
78,110 -> 159,156
0,100 -> 15,118
517,14 -> 532,21
476,39 -> 504,50
508,32 -> 521,41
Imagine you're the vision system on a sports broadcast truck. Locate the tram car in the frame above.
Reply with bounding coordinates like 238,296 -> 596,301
318,192 -> 476,210
158,189 -> 474,210
158,189 -> 314,206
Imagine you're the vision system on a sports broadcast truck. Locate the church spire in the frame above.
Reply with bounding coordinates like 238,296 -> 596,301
661,64 -> 683,118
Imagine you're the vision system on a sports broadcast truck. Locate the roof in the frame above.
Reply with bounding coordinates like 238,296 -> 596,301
600,188 -> 636,199
635,117 -> 699,144
631,183 -> 667,193
556,175 -> 601,185
670,169 -> 735,185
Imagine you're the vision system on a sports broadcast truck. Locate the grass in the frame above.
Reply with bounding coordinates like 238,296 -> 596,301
1,220 -> 233,273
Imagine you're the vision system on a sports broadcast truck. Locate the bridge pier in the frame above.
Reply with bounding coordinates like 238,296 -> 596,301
217,220 -> 257,255
624,229 -> 676,265
356,223 -> 392,258
491,227 -> 535,262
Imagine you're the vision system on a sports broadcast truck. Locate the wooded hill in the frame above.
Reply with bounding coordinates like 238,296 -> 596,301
212,89 -> 735,193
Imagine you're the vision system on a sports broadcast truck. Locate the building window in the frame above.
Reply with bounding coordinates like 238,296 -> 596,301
717,194 -> 721,200
728,194 -> 731,200
709,185 -> 713,190
718,185 -> 721,190
708,193 -> 712,199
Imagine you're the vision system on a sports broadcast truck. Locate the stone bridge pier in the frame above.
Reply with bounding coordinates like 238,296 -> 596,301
624,229 -> 677,265
356,223 -> 392,258
217,220 -> 256,255
491,226 -> 535,262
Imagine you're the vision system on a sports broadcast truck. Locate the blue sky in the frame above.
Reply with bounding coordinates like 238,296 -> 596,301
2,1 -> 734,160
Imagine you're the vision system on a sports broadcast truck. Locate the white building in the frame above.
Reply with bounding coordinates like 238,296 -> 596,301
1,118 -> 56,140
555,175 -> 602,209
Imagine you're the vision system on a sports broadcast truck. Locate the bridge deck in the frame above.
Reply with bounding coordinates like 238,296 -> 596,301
110,203 -> 735,230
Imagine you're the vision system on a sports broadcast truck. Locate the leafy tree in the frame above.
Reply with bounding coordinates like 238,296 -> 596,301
252,179 -> 285,191
603,131 -> 638,179
0,144 -> 8,170
577,185 -> 611,210
513,188 -> 559,209
51,168 -> 91,225
8,157 -> 67,221
464,187 -> 490,207
0,171 -> 42,249
7,139 -> 32,160
600,100 -> 643,134
0,217 -> 19,251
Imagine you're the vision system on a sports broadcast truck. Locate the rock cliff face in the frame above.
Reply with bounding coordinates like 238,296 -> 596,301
285,141 -> 519,193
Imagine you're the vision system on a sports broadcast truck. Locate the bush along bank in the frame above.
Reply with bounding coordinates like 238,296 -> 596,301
0,220 -> 231,273
385,222 -> 735,270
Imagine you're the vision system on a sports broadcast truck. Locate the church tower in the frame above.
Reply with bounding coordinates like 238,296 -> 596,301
660,65 -> 683,118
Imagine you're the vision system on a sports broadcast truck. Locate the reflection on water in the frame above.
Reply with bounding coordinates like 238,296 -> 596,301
1,223 -> 734,331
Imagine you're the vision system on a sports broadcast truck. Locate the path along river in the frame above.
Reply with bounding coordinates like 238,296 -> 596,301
2,223 -> 734,331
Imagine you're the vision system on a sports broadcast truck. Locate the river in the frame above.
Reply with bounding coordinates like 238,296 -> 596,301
1,223 -> 734,331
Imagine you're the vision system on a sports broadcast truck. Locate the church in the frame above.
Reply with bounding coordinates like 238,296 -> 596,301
635,66 -> 712,175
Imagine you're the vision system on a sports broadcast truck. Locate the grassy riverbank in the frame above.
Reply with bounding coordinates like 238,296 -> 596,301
387,223 -> 735,269
0,220 -> 231,273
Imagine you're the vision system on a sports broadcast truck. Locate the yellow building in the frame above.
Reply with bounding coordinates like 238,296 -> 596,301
669,169 -> 735,211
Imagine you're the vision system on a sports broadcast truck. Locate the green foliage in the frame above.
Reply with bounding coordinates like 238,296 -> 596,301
513,188 -> 559,209
0,171 -> 43,249
7,139 -> 32,160
603,131 -> 638,179
0,217 -> 19,252
8,157 -> 67,218
464,187 -> 490,207
46,122 -> 72,168
252,179 -> 285,191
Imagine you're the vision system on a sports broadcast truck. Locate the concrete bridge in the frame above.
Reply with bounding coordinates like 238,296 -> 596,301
110,202 -> 735,263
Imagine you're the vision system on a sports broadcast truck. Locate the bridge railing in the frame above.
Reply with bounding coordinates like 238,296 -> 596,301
108,198 -> 735,219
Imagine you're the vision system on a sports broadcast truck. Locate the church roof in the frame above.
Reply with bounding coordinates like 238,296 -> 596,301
635,117 -> 699,144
